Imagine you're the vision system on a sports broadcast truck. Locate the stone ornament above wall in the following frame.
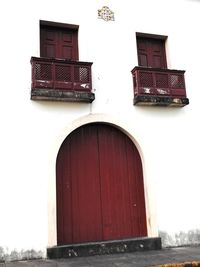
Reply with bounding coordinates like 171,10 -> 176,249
98,6 -> 115,21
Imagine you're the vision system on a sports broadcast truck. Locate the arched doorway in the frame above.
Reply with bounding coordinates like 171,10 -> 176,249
56,123 -> 147,245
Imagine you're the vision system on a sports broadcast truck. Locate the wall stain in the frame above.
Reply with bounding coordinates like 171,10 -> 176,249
1,230 -> 200,261
159,229 -> 200,247
0,247 -> 44,262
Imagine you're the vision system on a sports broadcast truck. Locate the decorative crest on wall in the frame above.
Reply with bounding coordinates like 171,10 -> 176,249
98,6 -> 115,21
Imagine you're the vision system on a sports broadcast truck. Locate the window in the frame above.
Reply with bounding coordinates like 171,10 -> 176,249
40,21 -> 78,60
132,33 -> 189,107
136,34 -> 167,68
31,21 -> 94,103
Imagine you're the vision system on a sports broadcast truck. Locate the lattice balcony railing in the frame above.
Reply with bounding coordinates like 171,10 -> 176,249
131,66 -> 189,106
132,66 -> 187,97
31,57 -> 93,92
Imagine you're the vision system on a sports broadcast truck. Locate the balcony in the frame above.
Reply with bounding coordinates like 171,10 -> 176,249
31,57 -> 95,103
132,66 -> 189,107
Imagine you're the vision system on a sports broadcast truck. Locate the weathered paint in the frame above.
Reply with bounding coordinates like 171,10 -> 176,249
0,0 -> 200,258
159,230 -> 200,248
47,237 -> 161,258
56,123 -> 147,245
0,247 -> 44,262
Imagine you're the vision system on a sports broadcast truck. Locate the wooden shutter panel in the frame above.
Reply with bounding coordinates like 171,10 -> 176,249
137,38 -> 149,67
137,37 -> 167,68
151,39 -> 167,68
40,25 -> 78,60
40,27 -> 58,58
60,29 -> 78,60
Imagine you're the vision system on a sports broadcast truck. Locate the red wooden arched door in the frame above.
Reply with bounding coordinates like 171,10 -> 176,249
56,123 -> 147,245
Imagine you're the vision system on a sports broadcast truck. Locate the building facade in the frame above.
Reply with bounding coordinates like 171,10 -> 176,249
0,0 -> 200,260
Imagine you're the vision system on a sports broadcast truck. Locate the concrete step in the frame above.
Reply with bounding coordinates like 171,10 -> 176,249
47,236 -> 161,258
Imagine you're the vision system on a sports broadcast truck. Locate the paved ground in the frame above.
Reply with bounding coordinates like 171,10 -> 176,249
0,246 -> 200,267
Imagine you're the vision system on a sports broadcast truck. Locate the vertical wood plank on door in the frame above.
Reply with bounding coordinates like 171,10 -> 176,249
125,137 -> 147,236
98,125 -> 133,240
56,123 -> 147,245
56,135 -> 73,244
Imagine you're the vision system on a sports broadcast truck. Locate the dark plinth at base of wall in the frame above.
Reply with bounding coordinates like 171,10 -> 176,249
31,89 -> 95,103
47,237 -> 162,259
134,95 -> 189,107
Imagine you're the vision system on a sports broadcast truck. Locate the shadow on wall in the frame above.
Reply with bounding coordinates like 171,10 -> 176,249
0,247 -> 44,262
159,229 -> 200,247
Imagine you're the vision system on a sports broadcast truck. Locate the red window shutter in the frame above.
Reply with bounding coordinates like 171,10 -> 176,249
137,38 -> 149,67
40,26 -> 78,60
60,29 -> 78,60
40,27 -> 58,58
137,37 -> 167,68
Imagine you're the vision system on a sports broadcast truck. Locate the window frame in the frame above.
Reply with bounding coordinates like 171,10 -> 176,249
136,32 -> 168,69
40,20 -> 79,60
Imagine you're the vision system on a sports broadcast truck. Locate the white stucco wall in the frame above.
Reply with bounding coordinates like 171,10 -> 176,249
0,0 -> 200,259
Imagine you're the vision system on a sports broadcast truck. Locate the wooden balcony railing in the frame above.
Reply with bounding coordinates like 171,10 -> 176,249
31,57 -> 95,103
132,66 -> 189,107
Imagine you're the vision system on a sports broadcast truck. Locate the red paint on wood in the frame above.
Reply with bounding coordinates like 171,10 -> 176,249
56,124 -> 147,245
40,26 -> 78,60
98,126 -> 133,240
137,37 -> 167,68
